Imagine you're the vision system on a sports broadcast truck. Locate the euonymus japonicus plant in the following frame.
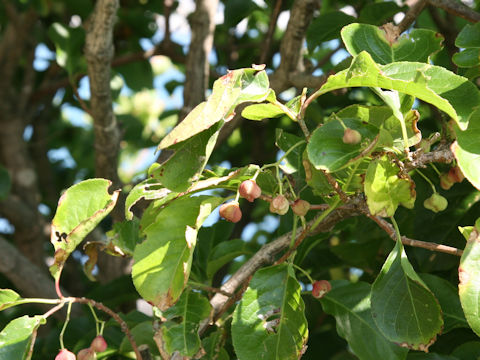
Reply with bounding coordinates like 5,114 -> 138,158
2,22 -> 480,360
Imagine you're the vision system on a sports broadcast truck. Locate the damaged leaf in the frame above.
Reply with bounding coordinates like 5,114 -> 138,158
132,196 -> 223,310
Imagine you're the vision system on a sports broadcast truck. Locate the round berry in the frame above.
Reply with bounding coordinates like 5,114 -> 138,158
291,199 -> 310,217
239,179 -> 261,202
312,280 -> 332,299
77,348 -> 96,360
90,335 -> 107,353
219,201 -> 242,223
423,193 -> 448,213
342,128 -> 362,145
55,349 -> 76,360
269,195 -> 289,215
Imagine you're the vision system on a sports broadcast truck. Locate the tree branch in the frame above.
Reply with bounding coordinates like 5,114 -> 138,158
0,235 -> 62,302
179,0 -> 219,121
397,0 -> 428,34
427,0 -> 480,22
270,0 -> 321,93
366,214 -> 463,256
259,0 -> 283,65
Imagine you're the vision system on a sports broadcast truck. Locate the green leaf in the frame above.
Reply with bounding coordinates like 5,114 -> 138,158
49,179 -> 120,280
275,129 -> 306,183
336,104 -> 421,149
0,289 -> 21,311
371,241 -> 443,351
458,222 -> 480,336
202,329 -> 229,360
119,321 -> 157,355
152,121 -> 223,192
0,315 -> 45,359
420,274 -> 468,333
158,291 -> 211,357
454,23 -> 480,68
307,11 -> 356,49
105,219 -> 142,257
206,239 -> 252,279
48,23 -> 86,76
342,24 -> 443,64
358,2 -> 405,25
132,196 -> 222,310
307,117 -> 383,173
321,281 -> 408,360
453,48 -> 480,68
125,178 -> 171,220
0,165 -> 11,200
452,341 -> 480,359
241,103 -> 285,121
231,264 -> 308,360
159,68 -> 270,150
364,156 -> 416,217
313,51 -> 480,131
452,116 -> 480,190
116,60 -> 153,91
224,0 -> 259,28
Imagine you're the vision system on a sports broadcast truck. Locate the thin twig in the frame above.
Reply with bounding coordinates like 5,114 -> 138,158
323,171 -> 349,203
71,81 -> 93,117
397,0 -> 428,34
259,0 -> 282,64
366,213 -> 463,256
73,297 -> 143,360
274,225 -> 312,265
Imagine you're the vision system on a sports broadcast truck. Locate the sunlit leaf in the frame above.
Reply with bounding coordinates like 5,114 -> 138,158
458,219 -> 480,336
132,196 -> 222,310
364,156 -> 416,217
158,291 -> 211,357
49,179 -> 120,280
0,315 -> 45,359
342,23 -> 443,64
313,51 -> 480,131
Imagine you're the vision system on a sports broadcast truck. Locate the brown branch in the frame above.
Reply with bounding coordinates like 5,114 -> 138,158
366,214 -> 463,256
270,0 -> 321,93
0,235 -> 66,309
179,0 -> 218,121
204,201 -> 362,331
405,142 -> 455,171
84,0 -> 123,216
427,0 -> 480,22
323,171 -> 349,203
73,297 -> 143,360
397,0 -> 428,34
259,0 -> 283,65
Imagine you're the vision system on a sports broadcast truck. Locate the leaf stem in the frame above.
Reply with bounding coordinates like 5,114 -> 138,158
291,263 -> 314,284
416,169 -> 437,193
58,300 -> 72,349
390,216 -> 402,243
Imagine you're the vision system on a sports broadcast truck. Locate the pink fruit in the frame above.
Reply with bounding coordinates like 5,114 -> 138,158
55,349 -> 76,360
439,172 -> 454,190
269,195 -> 289,215
90,335 -> 107,353
239,179 -> 262,202
291,199 -> 310,217
342,128 -> 362,145
77,348 -> 96,360
312,280 -> 332,299
219,201 -> 242,223
448,166 -> 464,184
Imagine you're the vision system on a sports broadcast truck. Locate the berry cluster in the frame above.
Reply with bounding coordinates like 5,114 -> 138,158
55,335 -> 107,360
219,179 -> 311,223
